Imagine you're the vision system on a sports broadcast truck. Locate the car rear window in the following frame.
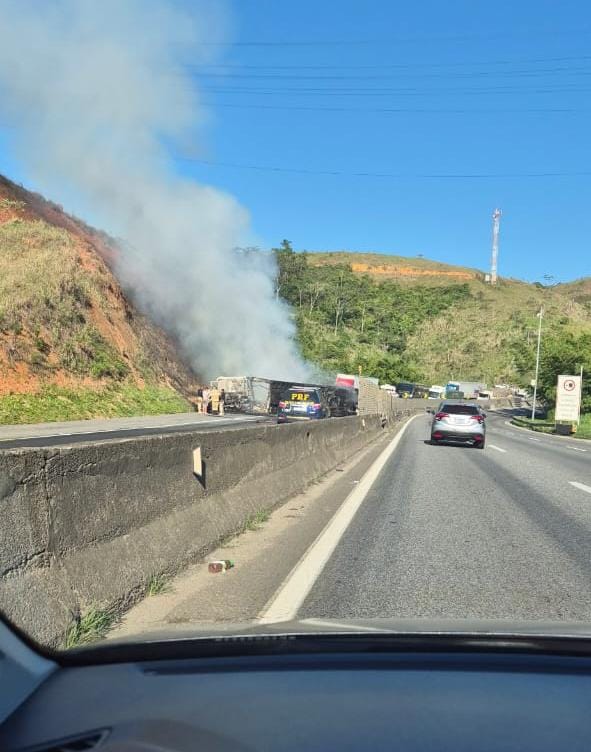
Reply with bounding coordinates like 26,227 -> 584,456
441,404 -> 479,415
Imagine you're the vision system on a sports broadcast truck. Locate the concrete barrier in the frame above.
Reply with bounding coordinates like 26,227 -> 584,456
0,409 -> 421,647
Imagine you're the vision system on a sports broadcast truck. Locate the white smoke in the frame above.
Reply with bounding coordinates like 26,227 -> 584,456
0,0 -> 309,380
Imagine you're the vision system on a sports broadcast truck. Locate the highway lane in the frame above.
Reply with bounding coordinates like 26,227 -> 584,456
300,410 -> 591,623
110,408 -> 591,640
0,398 -> 451,449
0,412 -> 266,449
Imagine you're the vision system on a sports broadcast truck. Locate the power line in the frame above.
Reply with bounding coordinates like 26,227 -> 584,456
193,54 -> 591,70
183,158 -> 591,180
195,66 -> 591,80
201,84 -> 591,96
198,27 -> 591,46
205,101 -> 588,114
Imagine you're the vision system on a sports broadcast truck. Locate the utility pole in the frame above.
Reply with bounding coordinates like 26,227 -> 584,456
580,364 -> 584,425
490,208 -> 501,285
531,306 -> 544,421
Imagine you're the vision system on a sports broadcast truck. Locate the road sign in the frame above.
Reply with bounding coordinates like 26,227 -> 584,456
555,375 -> 582,422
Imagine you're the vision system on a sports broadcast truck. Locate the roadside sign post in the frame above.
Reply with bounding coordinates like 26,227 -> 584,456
531,307 -> 543,421
555,375 -> 582,433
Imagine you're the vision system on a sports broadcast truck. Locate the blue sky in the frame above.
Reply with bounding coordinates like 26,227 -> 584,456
2,0 -> 591,282
185,0 -> 591,283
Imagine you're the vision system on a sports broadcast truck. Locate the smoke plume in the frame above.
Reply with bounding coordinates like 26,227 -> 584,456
0,0 -> 309,380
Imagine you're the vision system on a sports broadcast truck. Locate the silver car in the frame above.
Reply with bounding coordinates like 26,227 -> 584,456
430,402 -> 486,448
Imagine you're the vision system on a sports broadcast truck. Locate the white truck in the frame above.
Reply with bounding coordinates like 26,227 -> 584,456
445,381 -> 487,400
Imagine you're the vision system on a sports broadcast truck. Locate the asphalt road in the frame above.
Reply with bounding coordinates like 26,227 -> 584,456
0,411 -> 266,449
114,408 -> 591,641
0,398 -> 450,449
300,410 -> 591,622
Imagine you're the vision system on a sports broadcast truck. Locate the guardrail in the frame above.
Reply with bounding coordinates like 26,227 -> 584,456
0,410 -> 417,647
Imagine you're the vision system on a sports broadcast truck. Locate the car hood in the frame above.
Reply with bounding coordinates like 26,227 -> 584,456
104,616 -> 591,645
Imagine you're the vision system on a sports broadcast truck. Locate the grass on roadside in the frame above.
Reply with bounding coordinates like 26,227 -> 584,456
576,413 -> 591,439
243,509 -> 271,532
218,509 -> 272,547
511,411 -> 591,439
147,574 -> 172,596
64,607 -> 115,649
0,383 -> 191,425
511,416 -> 555,434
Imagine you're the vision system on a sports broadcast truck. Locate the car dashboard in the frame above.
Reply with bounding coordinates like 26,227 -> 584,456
2,632 -> 591,751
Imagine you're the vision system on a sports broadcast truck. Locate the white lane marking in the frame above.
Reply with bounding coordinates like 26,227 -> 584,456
529,437 -> 542,442
258,414 -> 421,624
300,618 -> 390,633
569,482 -> 591,495
567,446 -> 587,453
489,444 -> 507,453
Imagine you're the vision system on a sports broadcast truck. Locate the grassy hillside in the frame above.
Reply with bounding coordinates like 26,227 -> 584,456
0,177 -> 196,422
307,251 -> 479,285
0,384 -> 189,425
2,171 -> 588,426
554,277 -> 591,308
276,243 -> 591,387
404,277 -> 591,384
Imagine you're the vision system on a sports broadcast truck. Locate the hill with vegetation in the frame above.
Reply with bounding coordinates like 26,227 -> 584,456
275,241 -> 591,409
2,169 -> 588,425
0,175 -> 197,423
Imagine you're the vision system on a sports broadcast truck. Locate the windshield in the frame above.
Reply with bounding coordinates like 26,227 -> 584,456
439,404 -> 480,415
1,0 -> 590,654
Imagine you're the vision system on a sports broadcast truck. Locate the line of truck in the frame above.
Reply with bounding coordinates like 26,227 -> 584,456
210,374 -> 492,417
393,381 -> 491,400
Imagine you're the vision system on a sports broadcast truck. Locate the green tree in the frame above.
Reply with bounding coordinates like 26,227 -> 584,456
273,239 -> 308,303
537,331 -> 591,412
272,243 -> 472,383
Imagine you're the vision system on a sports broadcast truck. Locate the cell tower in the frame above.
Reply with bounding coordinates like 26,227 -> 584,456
490,208 -> 502,285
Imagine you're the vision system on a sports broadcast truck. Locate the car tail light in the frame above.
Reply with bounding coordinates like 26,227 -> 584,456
432,432 -> 443,439
470,415 -> 484,423
434,412 -> 449,420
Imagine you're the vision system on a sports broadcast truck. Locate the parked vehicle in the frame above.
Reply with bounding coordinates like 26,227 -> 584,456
413,384 -> 430,399
445,381 -> 487,400
396,382 -> 415,398
430,402 -> 486,448
326,386 -> 358,417
336,373 -> 359,390
277,386 -> 330,423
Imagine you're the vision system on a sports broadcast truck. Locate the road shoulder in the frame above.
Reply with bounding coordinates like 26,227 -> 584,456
108,419 -> 414,640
